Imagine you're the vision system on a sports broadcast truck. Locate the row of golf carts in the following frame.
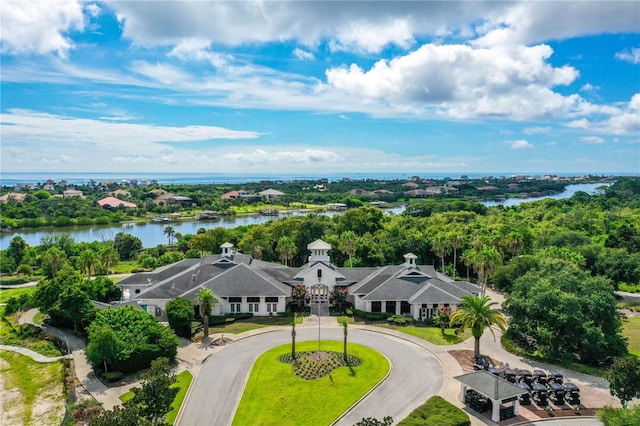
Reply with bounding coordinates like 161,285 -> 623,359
474,355 -> 581,407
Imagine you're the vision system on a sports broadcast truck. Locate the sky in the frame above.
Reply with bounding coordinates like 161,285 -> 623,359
1,1 -> 639,176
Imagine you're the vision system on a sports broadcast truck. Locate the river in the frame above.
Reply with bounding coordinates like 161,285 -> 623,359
0,183 -> 607,249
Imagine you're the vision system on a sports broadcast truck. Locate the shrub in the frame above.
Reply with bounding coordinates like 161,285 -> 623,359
387,314 -> 415,325
397,395 -> 470,426
101,371 -> 124,382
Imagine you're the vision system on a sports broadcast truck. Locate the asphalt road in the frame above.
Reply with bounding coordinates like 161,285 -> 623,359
179,327 -> 444,426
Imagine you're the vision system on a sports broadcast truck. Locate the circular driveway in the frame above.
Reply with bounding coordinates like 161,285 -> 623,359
179,327 -> 444,426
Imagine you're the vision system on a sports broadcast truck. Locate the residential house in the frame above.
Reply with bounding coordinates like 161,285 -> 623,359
0,192 -> 26,203
63,189 -> 84,198
259,188 -> 285,200
98,197 -> 138,209
120,240 -> 479,321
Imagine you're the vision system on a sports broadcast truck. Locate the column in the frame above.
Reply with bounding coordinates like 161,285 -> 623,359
491,400 -> 500,422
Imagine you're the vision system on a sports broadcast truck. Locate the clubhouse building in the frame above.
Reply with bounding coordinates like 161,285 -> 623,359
118,240 -> 480,319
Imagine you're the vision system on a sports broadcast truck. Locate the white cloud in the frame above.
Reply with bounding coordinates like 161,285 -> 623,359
168,39 -> 231,68
507,139 -> 533,149
615,47 -> 640,64
566,119 -> 590,129
292,48 -> 315,61
1,0 -> 85,57
326,43 -> 581,120
523,126 -> 551,135
330,18 -> 415,53
579,136 -> 605,144
580,83 -> 596,92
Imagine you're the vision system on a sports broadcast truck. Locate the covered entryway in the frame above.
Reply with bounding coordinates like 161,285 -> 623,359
310,283 -> 329,316
455,370 -> 528,422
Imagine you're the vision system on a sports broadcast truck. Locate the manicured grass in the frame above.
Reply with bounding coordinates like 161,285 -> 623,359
0,351 -> 65,425
232,341 -> 389,426
207,315 -> 303,334
118,370 -> 192,425
623,316 -> 640,357
166,370 -> 193,425
398,395 -> 470,426
0,286 -> 34,303
378,324 -> 471,345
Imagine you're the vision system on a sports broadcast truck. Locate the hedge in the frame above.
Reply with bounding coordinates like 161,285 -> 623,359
353,309 -> 394,321
397,395 -> 470,426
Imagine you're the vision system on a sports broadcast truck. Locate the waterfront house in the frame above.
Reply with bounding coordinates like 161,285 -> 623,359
98,197 -> 138,209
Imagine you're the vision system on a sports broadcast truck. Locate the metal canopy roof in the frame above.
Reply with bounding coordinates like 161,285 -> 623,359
454,370 -> 528,401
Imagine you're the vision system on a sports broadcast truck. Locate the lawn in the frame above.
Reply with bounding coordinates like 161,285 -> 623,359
118,370 -> 193,425
0,351 -> 66,425
232,341 -> 389,426
377,324 -> 471,345
207,315 -> 303,334
623,315 -> 640,357
0,315 -> 61,357
0,286 -> 35,303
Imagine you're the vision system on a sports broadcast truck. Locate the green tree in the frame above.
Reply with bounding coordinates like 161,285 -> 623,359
450,295 -> 507,357
597,405 -> 640,426
129,357 -> 178,426
54,285 -> 96,332
430,231 -> 452,273
338,230 -> 358,267
605,357 -> 640,409
276,236 -> 297,266
7,236 -> 28,266
340,318 -> 349,363
89,403 -> 150,426
100,245 -> 119,277
114,232 -> 142,261
42,246 -> 66,278
85,325 -> 121,373
79,249 -> 100,277
82,276 -> 122,303
163,226 -> 176,245
196,288 -> 218,338
166,297 -> 194,338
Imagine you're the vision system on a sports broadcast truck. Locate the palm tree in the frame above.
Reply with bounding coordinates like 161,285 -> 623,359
448,229 -> 466,279
79,249 -> 100,277
163,226 -> 176,245
475,246 -> 503,297
197,289 -> 219,338
338,231 -> 358,267
291,319 -> 296,360
276,236 -> 297,266
43,247 -> 65,278
450,295 -> 507,357
100,246 -> 119,277
340,318 -> 349,364
430,231 -> 452,273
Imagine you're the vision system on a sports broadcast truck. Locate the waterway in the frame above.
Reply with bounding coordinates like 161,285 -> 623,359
0,183 -> 607,249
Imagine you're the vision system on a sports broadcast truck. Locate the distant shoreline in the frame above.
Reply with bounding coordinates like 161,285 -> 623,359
1,171 -> 633,186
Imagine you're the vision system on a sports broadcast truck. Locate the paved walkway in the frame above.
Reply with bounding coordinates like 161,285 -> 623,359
0,345 -> 71,363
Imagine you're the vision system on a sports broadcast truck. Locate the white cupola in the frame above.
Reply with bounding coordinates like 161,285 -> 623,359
221,242 -> 234,258
307,239 -> 331,263
404,253 -> 418,269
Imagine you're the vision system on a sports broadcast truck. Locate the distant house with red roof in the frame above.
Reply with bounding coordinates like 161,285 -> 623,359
220,190 -> 247,200
98,197 -> 137,209
476,186 -> 499,191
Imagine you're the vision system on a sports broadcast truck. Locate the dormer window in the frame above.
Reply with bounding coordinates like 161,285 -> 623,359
317,269 -> 322,279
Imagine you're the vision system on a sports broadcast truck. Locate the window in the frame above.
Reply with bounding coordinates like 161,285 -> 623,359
371,301 -> 382,312
401,301 -> 411,315
267,303 -> 277,313
317,269 -> 322,279
135,289 -> 141,294
229,297 -> 241,303
249,303 -> 259,313
385,301 -> 396,314
231,303 -> 241,313
265,297 -> 278,303
247,297 -> 260,303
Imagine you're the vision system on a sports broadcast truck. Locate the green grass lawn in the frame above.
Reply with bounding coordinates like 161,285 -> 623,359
207,315 -> 303,334
377,324 -> 471,345
0,286 -> 35,303
623,316 -> 640,357
232,341 -> 389,426
0,351 -> 65,425
119,370 -> 192,425
0,315 -> 61,357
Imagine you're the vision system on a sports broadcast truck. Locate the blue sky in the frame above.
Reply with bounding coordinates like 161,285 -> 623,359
1,1 -> 639,175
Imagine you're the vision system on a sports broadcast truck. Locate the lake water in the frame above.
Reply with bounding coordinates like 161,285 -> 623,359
0,183 -> 607,249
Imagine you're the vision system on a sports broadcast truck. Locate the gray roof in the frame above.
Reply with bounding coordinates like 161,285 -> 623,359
455,370 -> 528,401
118,258 -> 200,286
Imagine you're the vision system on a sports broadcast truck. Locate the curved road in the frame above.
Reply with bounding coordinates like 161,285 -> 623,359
179,327 -> 444,426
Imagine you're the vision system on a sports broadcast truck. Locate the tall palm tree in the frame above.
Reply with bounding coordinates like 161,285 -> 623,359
291,319 -> 296,360
276,236 -> 297,266
475,246 -> 503,297
448,229 -> 466,279
79,249 -> 100,277
430,231 -> 452,273
100,246 -> 119,278
450,295 -> 507,357
43,247 -> 66,278
340,318 -> 349,364
197,289 -> 219,338
163,226 -> 176,245
338,231 -> 358,267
